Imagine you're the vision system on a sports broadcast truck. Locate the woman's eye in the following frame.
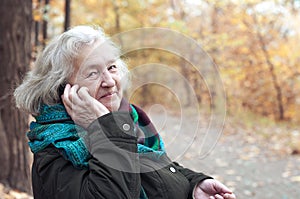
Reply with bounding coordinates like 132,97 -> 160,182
87,71 -> 99,78
108,64 -> 117,71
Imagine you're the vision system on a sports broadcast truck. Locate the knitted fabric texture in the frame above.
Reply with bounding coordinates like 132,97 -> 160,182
27,104 -> 91,168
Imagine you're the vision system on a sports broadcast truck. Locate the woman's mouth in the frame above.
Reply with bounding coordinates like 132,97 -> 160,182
99,92 -> 116,99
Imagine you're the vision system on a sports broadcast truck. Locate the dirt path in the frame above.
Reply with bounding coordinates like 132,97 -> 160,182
180,133 -> 300,199
149,111 -> 300,199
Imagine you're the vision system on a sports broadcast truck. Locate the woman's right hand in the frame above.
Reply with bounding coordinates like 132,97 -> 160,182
193,179 -> 236,199
62,84 -> 110,128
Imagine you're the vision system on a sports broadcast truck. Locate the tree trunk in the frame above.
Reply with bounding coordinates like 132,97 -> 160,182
34,0 -> 42,47
179,58 -> 192,107
113,1 -> 120,32
64,0 -> 71,31
42,0 -> 49,47
0,0 -> 32,193
257,32 -> 285,120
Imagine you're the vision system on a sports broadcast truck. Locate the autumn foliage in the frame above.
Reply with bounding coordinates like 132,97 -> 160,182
32,0 -> 300,123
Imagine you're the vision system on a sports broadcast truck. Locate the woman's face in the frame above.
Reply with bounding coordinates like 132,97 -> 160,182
69,41 -> 123,112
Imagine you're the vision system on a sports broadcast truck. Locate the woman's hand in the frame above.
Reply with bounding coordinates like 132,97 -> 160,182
193,179 -> 236,199
62,84 -> 109,128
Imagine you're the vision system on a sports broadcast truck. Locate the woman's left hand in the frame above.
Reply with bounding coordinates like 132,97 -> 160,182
193,179 -> 236,199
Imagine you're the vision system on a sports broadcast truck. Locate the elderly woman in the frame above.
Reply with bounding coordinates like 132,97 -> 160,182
14,25 -> 235,199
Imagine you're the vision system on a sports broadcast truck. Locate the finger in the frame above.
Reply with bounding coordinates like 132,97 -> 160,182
69,84 -> 82,105
63,100 -> 73,116
77,87 -> 110,116
62,95 -> 70,109
224,193 -> 236,199
77,87 -> 98,109
214,194 -> 224,199
62,84 -> 72,107
63,84 -> 71,99
215,181 -> 233,194
61,84 -> 72,114
77,87 -> 92,101
77,87 -> 103,107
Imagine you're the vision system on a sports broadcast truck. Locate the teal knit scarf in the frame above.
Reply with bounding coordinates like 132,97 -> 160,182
27,101 -> 165,198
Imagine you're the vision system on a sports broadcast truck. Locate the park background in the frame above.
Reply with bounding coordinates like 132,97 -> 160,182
0,0 -> 300,198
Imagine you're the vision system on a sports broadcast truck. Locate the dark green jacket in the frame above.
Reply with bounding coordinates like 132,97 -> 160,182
31,112 -> 211,199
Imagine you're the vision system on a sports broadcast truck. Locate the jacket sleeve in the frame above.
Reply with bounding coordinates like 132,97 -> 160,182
34,112 -> 141,199
173,162 -> 213,199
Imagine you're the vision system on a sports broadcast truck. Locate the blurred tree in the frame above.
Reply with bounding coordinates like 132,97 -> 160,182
43,0 -> 50,47
237,1 -> 299,121
38,0 -> 300,122
252,14 -> 284,120
199,0 -> 300,121
0,0 -> 32,193
64,0 -> 71,31
33,0 -> 42,47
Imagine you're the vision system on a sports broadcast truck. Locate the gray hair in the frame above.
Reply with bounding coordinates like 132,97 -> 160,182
14,25 -> 129,115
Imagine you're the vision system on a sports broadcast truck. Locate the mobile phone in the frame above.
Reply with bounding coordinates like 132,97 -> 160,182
58,83 -> 67,96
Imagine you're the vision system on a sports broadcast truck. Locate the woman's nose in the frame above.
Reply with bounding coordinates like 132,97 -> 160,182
100,70 -> 115,88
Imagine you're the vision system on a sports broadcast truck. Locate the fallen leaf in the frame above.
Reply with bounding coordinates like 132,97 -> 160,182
290,176 -> 300,182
